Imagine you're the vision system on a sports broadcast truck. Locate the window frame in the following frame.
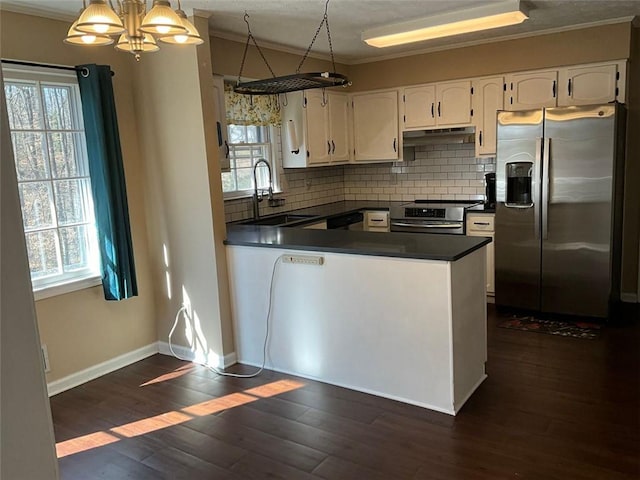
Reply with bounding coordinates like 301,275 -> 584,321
3,65 -> 101,299
222,124 -> 281,200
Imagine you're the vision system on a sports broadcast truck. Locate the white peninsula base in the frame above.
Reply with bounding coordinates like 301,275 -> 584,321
226,245 -> 488,415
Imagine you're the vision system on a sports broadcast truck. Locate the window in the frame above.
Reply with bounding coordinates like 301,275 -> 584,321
221,124 -> 278,198
3,67 -> 100,293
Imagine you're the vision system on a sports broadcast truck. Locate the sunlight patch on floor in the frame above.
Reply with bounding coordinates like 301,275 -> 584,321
139,364 -> 196,387
244,379 -> 306,398
55,377 -> 306,458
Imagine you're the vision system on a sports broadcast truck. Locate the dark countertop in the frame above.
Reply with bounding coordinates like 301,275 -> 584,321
228,200 -> 495,227
225,225 -> 491,262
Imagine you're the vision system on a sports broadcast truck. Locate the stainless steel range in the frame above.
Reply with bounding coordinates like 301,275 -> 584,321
390,201 -> 481,235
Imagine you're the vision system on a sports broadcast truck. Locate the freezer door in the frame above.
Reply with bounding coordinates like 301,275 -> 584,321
495,110 -> 543,310
541,105 -> 617,317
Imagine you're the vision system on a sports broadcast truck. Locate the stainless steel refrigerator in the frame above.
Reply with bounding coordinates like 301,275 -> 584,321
495,104 -> 625,318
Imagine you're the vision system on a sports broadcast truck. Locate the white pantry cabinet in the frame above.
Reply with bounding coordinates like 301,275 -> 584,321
352,90 -> 399,162
403,80 -> 471,129
471,76 -> 504,156
281,90 -> 350,168
466,213 -> 495,297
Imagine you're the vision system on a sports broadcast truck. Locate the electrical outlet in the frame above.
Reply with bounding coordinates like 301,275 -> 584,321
41,344 -> 51,373
282,254 -> 324,266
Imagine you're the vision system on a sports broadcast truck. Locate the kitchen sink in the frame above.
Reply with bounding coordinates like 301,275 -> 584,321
241,213 -> 316,226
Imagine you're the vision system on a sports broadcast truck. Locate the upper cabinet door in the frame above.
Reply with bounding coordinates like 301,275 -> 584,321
328,92 -> 350,163
352,90 -> 399,162
403,85 -> 436,129
558,64 -> 618,106
436,80 -> 472,126
472,77 -> 504,156
304,90 -> 331,165
506,70 -> 558,110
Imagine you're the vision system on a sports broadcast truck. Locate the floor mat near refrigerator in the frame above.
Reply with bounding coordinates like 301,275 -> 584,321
497,315 -> 602,340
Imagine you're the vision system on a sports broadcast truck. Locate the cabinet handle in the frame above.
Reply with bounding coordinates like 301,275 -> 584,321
479,130 -> 483,146
331,140 -> 335,154
327,141 -> 331,155
437,101 -> 441,117
216,121 -> 223,147
224,140 -> 229,159
473,222 -> 490,226
431,103 -> 434,118
552,80 -> 556,98
568,78 -> 572,96
393,138 -> 397,152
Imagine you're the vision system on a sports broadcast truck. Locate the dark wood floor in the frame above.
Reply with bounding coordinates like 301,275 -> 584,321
51,305 -> 640,479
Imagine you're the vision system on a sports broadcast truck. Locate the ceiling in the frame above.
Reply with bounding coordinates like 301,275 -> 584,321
1,1 -> 639,63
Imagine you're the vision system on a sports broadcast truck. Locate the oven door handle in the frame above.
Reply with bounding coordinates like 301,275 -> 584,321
391,222 -> 463,229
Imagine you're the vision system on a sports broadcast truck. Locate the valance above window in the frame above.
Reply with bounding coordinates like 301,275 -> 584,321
224,82 -> 281,126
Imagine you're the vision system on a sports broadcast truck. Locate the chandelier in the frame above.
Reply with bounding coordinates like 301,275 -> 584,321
64,0 -> 203,61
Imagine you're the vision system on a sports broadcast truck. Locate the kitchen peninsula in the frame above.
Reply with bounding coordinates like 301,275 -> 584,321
225,225 -> 490,415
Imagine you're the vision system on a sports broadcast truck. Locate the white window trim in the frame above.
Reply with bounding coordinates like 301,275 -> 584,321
3,64 -> 101,297
34,275 -> 102,301
222,124 -> 282,200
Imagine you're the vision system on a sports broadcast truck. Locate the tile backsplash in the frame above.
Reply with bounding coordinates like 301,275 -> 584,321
344,143 -> 494,202
224,143 -> 495,222
224,165 -> 345,223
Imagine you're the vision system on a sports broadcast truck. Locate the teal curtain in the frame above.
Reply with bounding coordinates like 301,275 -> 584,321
76,64 -> 137,301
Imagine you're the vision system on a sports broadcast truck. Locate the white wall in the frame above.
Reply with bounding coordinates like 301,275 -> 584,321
134,14 -> 235,366
0,70 -> 58,480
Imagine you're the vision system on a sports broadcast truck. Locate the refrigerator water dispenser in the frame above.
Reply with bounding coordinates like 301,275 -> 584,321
505,162 -> 533,206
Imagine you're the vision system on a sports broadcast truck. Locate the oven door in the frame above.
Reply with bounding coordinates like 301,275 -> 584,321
390,220 -> 465,234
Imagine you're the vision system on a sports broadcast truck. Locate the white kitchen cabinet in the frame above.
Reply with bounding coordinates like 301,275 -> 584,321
364,210 -> 390,232
327,92 -> 351,163
472,76 -> 504,157
303,220 -> 327,229
305,89 -> 331,165
281,90 -> 350,168
352,90 -> 399,162
436,80 -> 472,126
403,85 -> 436,128
403,80 -> 471,129
212,75 -> 230,171
466,213 -> 495,297
505,70 -> 558,110
558,61 -> 625,106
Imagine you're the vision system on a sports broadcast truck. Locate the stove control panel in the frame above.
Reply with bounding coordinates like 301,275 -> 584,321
404,208 -> 446,218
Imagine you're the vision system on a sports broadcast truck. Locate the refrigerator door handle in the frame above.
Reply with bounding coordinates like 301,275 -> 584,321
542,137 -> 551,240
533,137 -> 542,240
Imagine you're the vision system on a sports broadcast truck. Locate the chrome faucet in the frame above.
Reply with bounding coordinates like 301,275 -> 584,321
252,158 -> 273,220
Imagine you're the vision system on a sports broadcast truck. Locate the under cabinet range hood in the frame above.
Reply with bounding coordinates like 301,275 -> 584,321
402,127 -> 475,146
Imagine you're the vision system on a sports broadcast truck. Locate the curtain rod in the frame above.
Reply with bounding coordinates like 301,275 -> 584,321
1,59 -> 115,77
1,59 -> 80,72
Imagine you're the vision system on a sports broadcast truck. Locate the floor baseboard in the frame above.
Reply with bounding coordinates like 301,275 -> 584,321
47,343 -> 159,397
157,342 -> 237,369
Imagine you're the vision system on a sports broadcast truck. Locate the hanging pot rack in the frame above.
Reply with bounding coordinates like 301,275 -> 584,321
234,0 -> 350,95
